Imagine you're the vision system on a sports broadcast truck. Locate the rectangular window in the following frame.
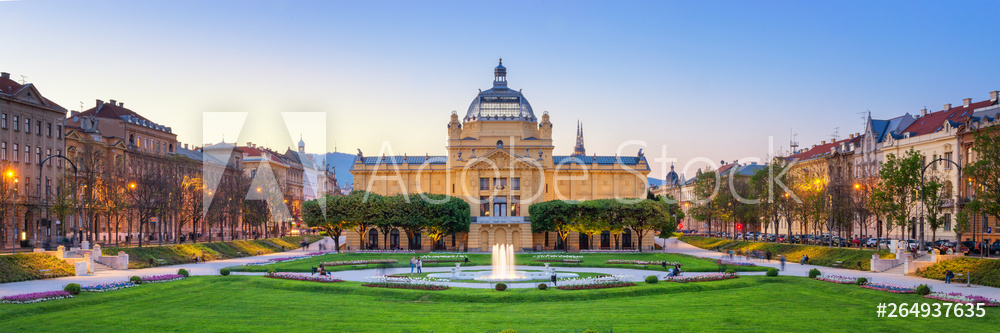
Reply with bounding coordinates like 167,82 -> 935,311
46,123 -> 51,137
24,145 -> 29,164
451,183 -> 455,194
24,177 -> 29,193
480,178 -> 489,191
932,154 -> 937,170
13,116 -> 18,131
36,147 -> 41,165
36,121 -> 41,136
13,144 -> 18,162
45,177 -> 50,197
56,150 -> 62,167
944,152 -> 953,169
1,142 -> 5,161
1,113 -> 6,129
57,125 -> 62,139
512,178 -> 521,190
512,195 -> 520,216
479,196 -> 489,216
45,148 -> 50,166
944,213 -> 952,231
544,232 -> 549,247
493,178 -> 507,189
25,119 -> 30,134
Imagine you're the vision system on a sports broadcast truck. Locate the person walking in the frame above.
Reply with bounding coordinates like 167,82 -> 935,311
416,258 -> 423,274
550,273 -> 557,286
780,255 -> 786,271
410,257 -> 416,274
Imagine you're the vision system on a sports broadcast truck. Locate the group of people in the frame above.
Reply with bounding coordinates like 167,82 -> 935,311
725,249 -> 773,262
410,257 -> 423,274
661,261 -> 683,277
312,264 -> 329,276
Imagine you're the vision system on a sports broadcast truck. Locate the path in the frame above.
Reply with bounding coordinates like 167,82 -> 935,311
659,237 -> 1000,299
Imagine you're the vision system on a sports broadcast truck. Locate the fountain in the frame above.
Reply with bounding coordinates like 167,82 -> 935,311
426,243 -> 579,282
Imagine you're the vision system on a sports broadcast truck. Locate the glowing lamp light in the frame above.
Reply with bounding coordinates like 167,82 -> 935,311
256,187 -> 262,193
20,232 -> 26,241
129,182 -> 137,189
854,183 -> 861,190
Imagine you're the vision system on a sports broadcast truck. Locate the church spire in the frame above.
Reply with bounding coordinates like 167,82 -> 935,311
572,120 -> 586,156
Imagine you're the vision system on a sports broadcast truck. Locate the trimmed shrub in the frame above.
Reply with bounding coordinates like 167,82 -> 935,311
0,253 -> 75,283
724,269 -> 736,275
645,275 -> 659,284
130,276 -> 142,285
220,268 -> 231,276
916,257 -> 1000,288
766,268 -> 779,277
266,268 -> 276,276
495,282 -> 507,291
178,268 -> 189,277
916,284 -> 931,296
537,283 -> 547,290
856,277 -> 868,285
64,283 -> 81,295
808,268 -> 821,278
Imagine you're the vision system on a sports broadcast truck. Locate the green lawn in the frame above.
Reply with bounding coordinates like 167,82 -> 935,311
1,275 -> 996,332
229,252 -> 768,273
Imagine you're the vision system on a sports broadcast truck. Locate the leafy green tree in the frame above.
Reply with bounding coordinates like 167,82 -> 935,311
965,126 -> 1000,228
921,178 -> 945,244
344,190 -> 382,249
621,199 -> 675,251
689,170 -> 720,233
528,200 -> 577,250
571,200 -> 610,249
878,149 -> 923,239
421,194 -> 471,250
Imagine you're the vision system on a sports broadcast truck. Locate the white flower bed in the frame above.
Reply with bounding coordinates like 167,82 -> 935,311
580,249 -> 641,253
534,254 -> 583,259
558,274 -> 634,286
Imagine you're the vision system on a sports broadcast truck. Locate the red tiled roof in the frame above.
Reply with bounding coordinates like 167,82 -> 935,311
0,77 -> 65,110
717,163 -> 737,174
902,99 -> 998,136
77,101 -> 152,122
237,145 -> 293,165
786,137 -> 852,162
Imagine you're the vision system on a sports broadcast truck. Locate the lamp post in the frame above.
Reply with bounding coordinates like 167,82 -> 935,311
3,168 -> 16,254
919,158 -> 961,252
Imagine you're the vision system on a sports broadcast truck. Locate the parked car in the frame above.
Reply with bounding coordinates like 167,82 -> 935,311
865,238 -> 880,247
960,241 -> 979,254
991,241 -> 1000,256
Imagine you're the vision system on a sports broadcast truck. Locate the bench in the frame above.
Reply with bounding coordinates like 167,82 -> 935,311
155,259 -> 167,265
832,261 -> 843,268
633,264 -> 649,269
39,269 -> 53,277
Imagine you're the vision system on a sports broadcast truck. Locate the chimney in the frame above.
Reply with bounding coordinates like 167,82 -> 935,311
963,98 -> 971,107
184,143 -> 189,149
991,90 -> 999,101
943,103 -> 951,110
920,108 -> 928,117
109,99 -> 117,106
0,72 -> 9,79
849,133 -> 855,139
119,102 -> 124,108
70,111 -> 80,117
821,140 -> 826,145
96,99 -> 104,108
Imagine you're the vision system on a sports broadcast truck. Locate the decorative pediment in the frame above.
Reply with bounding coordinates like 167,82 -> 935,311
13,84 -> 47,107
468,148 -> 536,170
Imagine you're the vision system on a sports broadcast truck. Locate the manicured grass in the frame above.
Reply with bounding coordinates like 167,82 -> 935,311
680,235 -> 894,271
1,275 -> 995,331
397,270 -> 610,283
0,253 -> 75,283
104,235 -> 322,269
229,252 -> 768,273
917,257 -> 1000,288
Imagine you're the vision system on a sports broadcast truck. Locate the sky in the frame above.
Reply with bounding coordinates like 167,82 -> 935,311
1,0 -> 998,180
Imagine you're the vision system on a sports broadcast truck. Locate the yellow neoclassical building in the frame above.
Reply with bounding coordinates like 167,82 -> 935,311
350,60 -> 651,252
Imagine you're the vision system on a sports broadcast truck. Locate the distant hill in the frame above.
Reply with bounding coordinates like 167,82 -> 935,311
325,152 -> 356,187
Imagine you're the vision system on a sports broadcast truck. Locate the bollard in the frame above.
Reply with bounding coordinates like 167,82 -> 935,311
967,271 -> 971,288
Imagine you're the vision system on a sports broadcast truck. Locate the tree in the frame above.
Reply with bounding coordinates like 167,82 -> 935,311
966,126 -> 1000,227
528,200 -> 577,250
621,199 -> 675,252
301,194 -> 351,252
689,170 -> 720,234
921,178 -> 945,244
345,191 -> 381,249
878,149 -> 923,240
421,194 -> 470,250
571,200 -> 610,249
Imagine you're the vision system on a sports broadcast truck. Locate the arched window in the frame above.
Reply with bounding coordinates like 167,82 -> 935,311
367,229 -> 378,249
623,229 -> 632,249
390,229 -> 400,250
129,134 -> 135,145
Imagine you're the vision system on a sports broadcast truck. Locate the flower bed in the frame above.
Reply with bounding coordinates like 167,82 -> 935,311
813,275 -> 857,284
362,282 -> 449,290
81,281 -> 136,292
715,259 -> 757,267
533,259 -> 582,263
860,283 -> 916,294
607,259 -> 679,266
245,251 -> 337,266
322,259 -> 398,266
355,250 -> 414,254
580,249 -> 640,253
1,291 -> 74,304
534,254 -> 583,260
925,292 -> 1000,306
555,282 -> 636,290
663,273 -> 738,283
266,272 -> 344,283
142,274 -> 186,283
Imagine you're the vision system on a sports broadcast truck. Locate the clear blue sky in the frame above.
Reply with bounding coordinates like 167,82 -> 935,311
2,0 -> 997,179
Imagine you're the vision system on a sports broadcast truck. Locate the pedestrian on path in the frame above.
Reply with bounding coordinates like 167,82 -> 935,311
417,259 -> 423,274
410,257 -> 416,274
780,255 -> 786,271
551,273 -> 557,286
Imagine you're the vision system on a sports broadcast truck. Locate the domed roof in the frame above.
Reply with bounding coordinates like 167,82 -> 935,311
464,59 -> 536,122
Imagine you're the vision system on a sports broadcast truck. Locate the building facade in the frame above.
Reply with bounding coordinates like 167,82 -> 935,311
351,61 -> 651,252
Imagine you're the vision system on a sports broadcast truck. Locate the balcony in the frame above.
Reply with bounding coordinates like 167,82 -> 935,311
472,216 -> 529,224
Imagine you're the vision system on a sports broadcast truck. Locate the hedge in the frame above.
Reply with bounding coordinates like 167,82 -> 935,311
679,235 -> 894,271
916,257 -> 1000,288
103,235 -> 322,269
0,253 -> 75,283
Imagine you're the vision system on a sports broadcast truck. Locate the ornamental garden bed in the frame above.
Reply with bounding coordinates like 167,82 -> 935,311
555,282 -> 636,290
715,259 -> 756,267
860,283 -> 916,294
361,282 -> 450,290
81,281 -> 137,292
924,292 -> 1000,306
679,235 -> 892,271
322,259 -> 398,266
813,275 -> 858,284
142,274 -> 186,283
533,259 -> 582,263
104,235 -> 321,269
606,259 -> 679,266
1,290 -> 74,304
266,272 -> 345,283
663,273 -> 738,283
0,253 -> 75,283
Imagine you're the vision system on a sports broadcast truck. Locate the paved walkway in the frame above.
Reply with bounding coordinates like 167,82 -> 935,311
659,237 -> 1000,299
